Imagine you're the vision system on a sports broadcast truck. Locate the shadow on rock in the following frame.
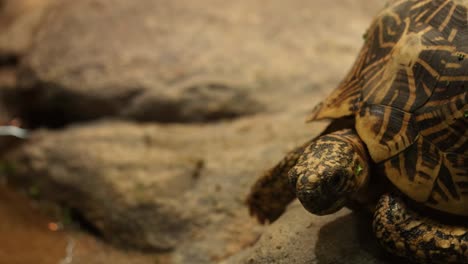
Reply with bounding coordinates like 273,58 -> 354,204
315,212 -> 413,264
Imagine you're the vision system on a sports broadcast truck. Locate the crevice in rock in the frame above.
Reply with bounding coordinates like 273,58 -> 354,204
5,79 -> 263,130
68,207 -> 104,238
6,90 -> 102,129
5,79 -> 130,129
0,54 -> 18,67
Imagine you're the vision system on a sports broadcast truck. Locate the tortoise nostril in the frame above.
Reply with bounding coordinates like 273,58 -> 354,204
296,188 -> 316,204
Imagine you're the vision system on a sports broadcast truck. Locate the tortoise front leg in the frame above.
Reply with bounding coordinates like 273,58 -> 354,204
373,194 -> 468,264
246,139 -> 312,223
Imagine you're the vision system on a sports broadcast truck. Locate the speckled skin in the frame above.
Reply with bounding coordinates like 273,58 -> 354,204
289,129 -> 370,216
374,194 -> 468,264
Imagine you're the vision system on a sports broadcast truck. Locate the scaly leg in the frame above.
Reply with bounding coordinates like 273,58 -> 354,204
246,140 -> 311,223
373,194 -> 468,264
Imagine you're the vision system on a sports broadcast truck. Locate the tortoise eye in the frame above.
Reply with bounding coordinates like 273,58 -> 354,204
330,172 -> 344,187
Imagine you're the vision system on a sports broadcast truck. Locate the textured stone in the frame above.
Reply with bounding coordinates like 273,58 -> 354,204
224,202 -> 412,264
11,0 -> 381,126
6,122 -> 199,250
4,112 -> 321,260
122,77 -> 263,123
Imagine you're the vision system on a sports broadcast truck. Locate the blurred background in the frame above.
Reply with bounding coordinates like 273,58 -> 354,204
0,0 -> 387,263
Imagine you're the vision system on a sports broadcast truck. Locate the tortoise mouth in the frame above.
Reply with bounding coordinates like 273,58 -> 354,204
296,188 -> 347,216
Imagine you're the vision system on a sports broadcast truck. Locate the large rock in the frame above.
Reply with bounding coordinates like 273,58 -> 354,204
10,0 -> 383,126
6,121 -> 200,250
4,112 -> 325,262
224,202 -> 412,264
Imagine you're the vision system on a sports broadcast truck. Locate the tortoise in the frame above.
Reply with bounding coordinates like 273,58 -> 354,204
247,0 -> 468,263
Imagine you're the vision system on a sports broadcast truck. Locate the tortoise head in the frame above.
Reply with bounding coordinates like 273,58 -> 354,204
288,129 -> 370,215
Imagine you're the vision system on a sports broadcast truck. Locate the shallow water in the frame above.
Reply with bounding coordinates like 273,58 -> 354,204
0,185 -> 162,264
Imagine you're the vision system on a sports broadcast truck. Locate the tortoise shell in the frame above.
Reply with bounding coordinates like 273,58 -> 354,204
309,0 -> 468,216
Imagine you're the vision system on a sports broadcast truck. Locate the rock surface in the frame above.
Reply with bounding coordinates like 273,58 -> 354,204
122,77 -> 264,123
10,0 -> 382,127
5,114 -> 322,261
0,0 -> 394,263
223,202 -> 412,264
